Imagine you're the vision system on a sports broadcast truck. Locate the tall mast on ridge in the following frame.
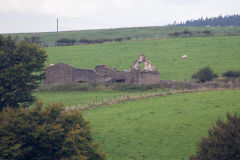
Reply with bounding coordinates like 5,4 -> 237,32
57,18 -> 59,42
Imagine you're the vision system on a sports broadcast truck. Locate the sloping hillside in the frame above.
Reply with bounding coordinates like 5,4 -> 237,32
83,90 -> 240,160
8,26 -> 240,46
45,36 -> 240,81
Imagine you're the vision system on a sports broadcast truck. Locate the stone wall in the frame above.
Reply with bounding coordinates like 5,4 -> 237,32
139,71 -> 160,84
93,65 -> 131,83
157,79 -> 240,89
43,54 -> 161,85
43,63 -> 73,85
72,68 -> 95,83
43,62 -> 240,89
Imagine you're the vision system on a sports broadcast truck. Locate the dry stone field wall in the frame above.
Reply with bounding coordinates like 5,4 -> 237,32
157,79 -> 240,89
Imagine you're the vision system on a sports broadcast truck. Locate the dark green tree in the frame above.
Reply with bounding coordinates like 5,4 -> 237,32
0,102 -> 106,160
222,70 -> 240,78
202,30 -> 211,36
0,35 -> 47,109
190,113 -> 240,160
192,66 -> 218,83
182,30 -> 192,36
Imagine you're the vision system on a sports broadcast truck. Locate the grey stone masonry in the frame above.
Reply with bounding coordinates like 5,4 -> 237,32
43,54 -> 160,85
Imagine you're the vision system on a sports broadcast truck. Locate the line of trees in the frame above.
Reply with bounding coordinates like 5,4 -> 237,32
171,14 -> 240,27
55,37 -> 131,46
169,30 -> 211,37
192,66 -> 240,83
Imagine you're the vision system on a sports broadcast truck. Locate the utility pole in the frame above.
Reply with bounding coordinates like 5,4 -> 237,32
57,18 -> 59,42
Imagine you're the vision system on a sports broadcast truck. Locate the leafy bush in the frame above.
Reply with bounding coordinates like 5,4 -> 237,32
0,102 -> 106,160
192,66 -> 218,83
222,70 -> 240,78
190,113 -> 240,160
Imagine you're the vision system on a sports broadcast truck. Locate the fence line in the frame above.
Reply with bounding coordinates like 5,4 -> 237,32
64,86 -> 240,112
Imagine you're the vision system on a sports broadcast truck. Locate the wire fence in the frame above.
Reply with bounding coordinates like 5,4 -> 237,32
64,82 -> 240,112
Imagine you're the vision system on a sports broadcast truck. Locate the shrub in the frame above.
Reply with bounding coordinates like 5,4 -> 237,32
190,113 -> 240,160
0,102 -> 106,160
222,70 -> 240,78
192,66 -> 218,83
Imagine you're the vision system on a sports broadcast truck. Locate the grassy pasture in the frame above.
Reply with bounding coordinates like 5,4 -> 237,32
45,35 -> 240,81
31,28 -> 240,159
83,90 -> 240,160
34,90 -> 125,106
34,88 -> 163,107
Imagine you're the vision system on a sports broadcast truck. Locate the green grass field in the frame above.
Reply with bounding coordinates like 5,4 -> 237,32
45,35 -> 240,81
34,87 -> 165,107
82,90 -> 240,160
34,90 -> 125,106
30,28 -> 240,159
9,26 -> 240,46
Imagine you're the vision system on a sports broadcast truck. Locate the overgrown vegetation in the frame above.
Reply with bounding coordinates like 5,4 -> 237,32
0,35 -> 47,109
0,102 -> 106,160
190,113 -> 240,160
192,66 -> 218,83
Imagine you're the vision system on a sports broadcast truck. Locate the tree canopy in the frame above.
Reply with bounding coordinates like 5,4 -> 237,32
192,66 -> 218,83
171,14 -> 240,27
190,113 -> 240,160
0,35 -> 47,109
0,102 -> 106,160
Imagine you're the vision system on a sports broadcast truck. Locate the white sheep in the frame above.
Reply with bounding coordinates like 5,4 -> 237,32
181,55 -> 187,59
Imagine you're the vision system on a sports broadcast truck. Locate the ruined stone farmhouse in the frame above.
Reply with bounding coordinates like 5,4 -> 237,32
43,54 -> 160,85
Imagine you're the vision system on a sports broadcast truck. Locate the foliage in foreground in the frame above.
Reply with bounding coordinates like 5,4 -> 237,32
192,66 -> 218,83
0,102 -> 106,160
190,113 -> 240,160
0,35 -> 47,109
